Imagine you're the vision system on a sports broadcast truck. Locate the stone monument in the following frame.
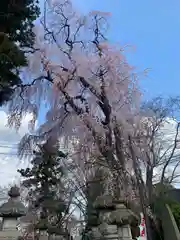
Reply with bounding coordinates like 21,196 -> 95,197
85,195 -> 140,240
0,186 -> 26,240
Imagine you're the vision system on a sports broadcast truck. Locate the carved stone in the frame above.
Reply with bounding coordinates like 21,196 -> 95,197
0,186 -> 26,240
87,195 -> 140,240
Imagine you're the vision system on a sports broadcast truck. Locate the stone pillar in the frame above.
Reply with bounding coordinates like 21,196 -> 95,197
49,234 -> 66,240
39,230 -> 49,240
111,200 -> 140,240
48,226 -> 68,240
114,202 -> 134,240
118,225 -> 133,239
2,218 -> 18,231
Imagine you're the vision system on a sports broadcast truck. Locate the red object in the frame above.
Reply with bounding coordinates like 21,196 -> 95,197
140,228 -> 145,237
140,215 -> 145,237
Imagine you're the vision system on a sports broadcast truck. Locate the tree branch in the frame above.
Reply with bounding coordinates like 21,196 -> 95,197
160,122 -> 180,183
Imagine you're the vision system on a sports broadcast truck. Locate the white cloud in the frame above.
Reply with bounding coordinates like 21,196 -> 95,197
0,110 -> 35,187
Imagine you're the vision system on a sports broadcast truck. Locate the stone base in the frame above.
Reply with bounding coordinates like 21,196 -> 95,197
104,235 -> 133,240
104,233 -> 119,239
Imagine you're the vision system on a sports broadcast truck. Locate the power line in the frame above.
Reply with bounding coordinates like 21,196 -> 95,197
0,144 -> 32,155
0,145 -> 18,149
0,153 -> 33,156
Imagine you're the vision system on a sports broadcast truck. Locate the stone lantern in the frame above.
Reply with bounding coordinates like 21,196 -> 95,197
108,199 -> 140,239
88,195 -> 140,240
0,186 -> 26,231
48,227 -> 66,240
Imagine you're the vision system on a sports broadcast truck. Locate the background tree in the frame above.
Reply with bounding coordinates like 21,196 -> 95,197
0,0 -> 40,47
140,97 -> 180,205
0,33 -> 27,105
0,0 -> 40,106
18,138 -> 69,236
128,96 -> 180,240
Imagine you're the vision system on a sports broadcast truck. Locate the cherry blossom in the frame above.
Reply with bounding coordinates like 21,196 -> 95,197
7,0 -> 146,201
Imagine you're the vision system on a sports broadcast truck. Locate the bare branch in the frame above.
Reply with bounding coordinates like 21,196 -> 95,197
160,122 -> 180,183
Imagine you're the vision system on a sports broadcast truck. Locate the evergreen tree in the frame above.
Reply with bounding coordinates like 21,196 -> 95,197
18,140 -> 68,235
0,33 -> 27,105
0,0 -> 40,105
0,0 -> 40,48
81,167 -> 106,239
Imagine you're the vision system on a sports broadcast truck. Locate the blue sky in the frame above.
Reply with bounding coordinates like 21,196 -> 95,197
73,0 -> 180,100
